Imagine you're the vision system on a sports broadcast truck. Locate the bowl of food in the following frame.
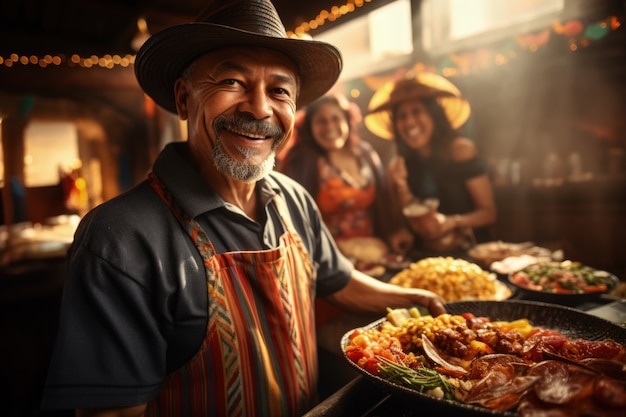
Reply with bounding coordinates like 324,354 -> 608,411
389,256 -> 512,302
467,240 -> 559,270
508,260 -> 620,304
336,236 -> 390,277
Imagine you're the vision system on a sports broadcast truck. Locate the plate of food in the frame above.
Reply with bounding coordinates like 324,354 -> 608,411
341,300 -> 626,416
335,236 -> 390,277
388,256 -> 513,302
508,260 -> 620,304
468,241 -> 559,270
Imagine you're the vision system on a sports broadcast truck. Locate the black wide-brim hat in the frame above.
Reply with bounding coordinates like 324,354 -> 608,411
135,0 -> 343,113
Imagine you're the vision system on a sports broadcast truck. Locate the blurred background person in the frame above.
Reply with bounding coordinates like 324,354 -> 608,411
365,73 -> 497,258
277,93 -> 413,397
278,93 -> 412,259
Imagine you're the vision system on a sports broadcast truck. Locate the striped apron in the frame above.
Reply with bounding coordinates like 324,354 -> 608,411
145,173 -> 318,416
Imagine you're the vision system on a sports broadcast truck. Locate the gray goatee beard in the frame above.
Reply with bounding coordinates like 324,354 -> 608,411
212,138 -> 277,183
211,114 -> 286,183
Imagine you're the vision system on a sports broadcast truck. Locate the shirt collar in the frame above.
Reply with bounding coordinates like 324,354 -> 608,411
152,142 -> 281,219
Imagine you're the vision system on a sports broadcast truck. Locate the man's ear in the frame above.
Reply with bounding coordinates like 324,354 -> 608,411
174,78 -> 189,120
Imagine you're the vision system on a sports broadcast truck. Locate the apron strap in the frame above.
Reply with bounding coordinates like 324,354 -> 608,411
148,171 -> 215,260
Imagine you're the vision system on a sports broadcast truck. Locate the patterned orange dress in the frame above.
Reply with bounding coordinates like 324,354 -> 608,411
315,157 -> 376,241
314,158 -> 377,327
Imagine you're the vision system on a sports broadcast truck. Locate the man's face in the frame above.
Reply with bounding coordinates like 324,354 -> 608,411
174,46 -> 298,182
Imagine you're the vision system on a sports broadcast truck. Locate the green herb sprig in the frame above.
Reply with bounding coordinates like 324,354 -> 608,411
376,356 -> 456,400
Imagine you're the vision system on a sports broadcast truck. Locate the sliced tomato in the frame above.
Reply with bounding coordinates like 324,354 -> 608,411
345,347 -> 365,364
553,283 -> 574,294
582,284 -> 607,293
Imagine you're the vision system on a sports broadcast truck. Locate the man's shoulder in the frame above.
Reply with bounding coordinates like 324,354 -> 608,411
86,181 -> 161,222
74,180 -> 175,246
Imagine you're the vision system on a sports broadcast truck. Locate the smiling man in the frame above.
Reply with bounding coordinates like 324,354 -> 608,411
41,1 -> 445,416
180,49 -> 295,191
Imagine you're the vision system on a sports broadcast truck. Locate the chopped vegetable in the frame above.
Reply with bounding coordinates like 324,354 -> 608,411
386,307 -> 422,327
376,356 -> 456,400
510,261 -> 615,294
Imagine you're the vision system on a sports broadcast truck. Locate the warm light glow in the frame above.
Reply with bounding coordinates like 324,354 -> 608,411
287,1 -> 373,38
369,0 -> 413,58
0,1 -> 619,79
24,121 -> 79,187
131,17 -> 151,51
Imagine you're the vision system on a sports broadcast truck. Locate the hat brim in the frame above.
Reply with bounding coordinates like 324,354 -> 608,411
135,23 -> 343,113
364,73 -> 471,140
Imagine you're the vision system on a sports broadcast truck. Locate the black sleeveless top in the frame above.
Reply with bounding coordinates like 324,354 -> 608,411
405,151 -> 490,243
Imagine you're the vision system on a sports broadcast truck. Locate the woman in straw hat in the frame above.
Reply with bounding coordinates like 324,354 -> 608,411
42,1 -> 445,416
278,93 -> 412,257
365,73 -> 496,255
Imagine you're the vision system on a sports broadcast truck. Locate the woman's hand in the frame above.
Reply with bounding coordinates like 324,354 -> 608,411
388,228 -> 414,255
405,209 -> 441,239
388,156 -> 415,207
387,156 -> 408,188
423,213 -> 457,239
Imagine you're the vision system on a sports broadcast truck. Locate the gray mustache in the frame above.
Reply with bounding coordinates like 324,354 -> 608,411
214,115 -> 284,141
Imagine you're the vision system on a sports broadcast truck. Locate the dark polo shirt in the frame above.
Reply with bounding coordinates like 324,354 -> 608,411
42,141 -> 353,409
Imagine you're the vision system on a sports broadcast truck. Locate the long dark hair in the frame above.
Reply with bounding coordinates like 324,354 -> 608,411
289,94 -> 361,157
392,96 -> 457,160
276,94 -> 368,201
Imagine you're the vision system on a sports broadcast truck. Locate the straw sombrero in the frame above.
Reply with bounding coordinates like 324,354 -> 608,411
364,73 -> 471,140
135,0 -> 343,113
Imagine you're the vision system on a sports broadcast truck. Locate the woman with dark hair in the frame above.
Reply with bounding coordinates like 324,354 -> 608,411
365,73 -> 497,256
278,93 -> 412,258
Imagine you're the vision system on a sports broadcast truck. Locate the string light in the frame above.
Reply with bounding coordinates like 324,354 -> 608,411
287,0 -> 370,39
0,3 -> 621,76
0,53 -> 135,69
0,1 -> 374,67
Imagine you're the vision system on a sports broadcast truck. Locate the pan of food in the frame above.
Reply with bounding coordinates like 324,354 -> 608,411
341,300 -> 626,416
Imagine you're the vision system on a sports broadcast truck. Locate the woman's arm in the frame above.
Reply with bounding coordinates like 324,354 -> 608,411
387,156 -> 415,208
457,174 -> 497,228
360,142 -> 413,253
433,137 -> 497,237
325,269 -> 446,317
